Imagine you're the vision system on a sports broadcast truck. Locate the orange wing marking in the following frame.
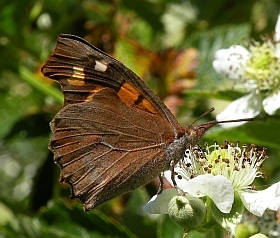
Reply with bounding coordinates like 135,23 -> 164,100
117,82 -> 159,114
84,86 -> 105,102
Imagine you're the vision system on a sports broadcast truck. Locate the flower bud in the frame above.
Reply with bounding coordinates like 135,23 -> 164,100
168,195 -> 206,230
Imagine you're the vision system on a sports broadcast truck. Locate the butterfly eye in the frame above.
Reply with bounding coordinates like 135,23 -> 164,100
185,149 -> 191,155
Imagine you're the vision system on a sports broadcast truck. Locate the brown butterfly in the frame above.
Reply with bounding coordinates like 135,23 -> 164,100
41,34 -> 251,211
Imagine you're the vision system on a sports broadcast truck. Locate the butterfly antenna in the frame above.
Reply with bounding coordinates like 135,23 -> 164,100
191,107 -> 254,126
190,107 -> 215,126
217,117 -> 254,124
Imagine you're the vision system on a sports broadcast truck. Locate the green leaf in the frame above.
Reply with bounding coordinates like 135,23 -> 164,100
39,200 -> 137,238
0,200 -> 138,238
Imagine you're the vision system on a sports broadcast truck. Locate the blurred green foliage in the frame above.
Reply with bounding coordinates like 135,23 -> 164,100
0,0 -> 280,237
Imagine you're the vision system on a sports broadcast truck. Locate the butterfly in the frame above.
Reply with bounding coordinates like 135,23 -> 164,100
41,34 -> 249,211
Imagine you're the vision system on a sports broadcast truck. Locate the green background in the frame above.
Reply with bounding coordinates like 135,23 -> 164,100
0,0 -> 280,237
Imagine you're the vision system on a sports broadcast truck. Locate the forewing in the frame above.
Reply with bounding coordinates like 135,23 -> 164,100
50,88 -> 175,210
41,34 -> 184,137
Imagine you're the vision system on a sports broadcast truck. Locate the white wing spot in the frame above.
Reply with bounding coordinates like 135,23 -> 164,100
95,61 -> 108,72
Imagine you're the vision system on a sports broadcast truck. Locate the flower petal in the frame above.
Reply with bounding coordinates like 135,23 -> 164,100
142,189 -> 178,214
275,15 -> 280,58
213,45 -> 250,81
179,174 -> 234,213
263,91 -> 280,115
216,92 -> 262,128
275,14 -> 280,42
238,182 -> 280,216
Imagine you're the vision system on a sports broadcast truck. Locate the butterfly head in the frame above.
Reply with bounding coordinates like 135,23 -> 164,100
186,120 -> 218,146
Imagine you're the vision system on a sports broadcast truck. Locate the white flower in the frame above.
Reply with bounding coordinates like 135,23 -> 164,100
143,142 -> 280,235
213,45 -> 250,81
213,15 -> 280,127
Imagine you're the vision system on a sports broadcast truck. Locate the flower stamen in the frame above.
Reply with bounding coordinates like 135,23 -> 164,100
178,141 -> 267,192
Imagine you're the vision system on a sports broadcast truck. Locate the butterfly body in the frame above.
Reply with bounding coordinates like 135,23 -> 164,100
42,34 -> 215,210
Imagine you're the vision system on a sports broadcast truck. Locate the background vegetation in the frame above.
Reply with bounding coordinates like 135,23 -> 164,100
0,0 -> 280,237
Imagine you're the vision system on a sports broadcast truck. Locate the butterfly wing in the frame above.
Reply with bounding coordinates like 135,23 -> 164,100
50,88 -> 176,210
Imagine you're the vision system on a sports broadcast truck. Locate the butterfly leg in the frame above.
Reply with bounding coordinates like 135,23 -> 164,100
156,172 -> 164,194
170,160 -> 185,196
